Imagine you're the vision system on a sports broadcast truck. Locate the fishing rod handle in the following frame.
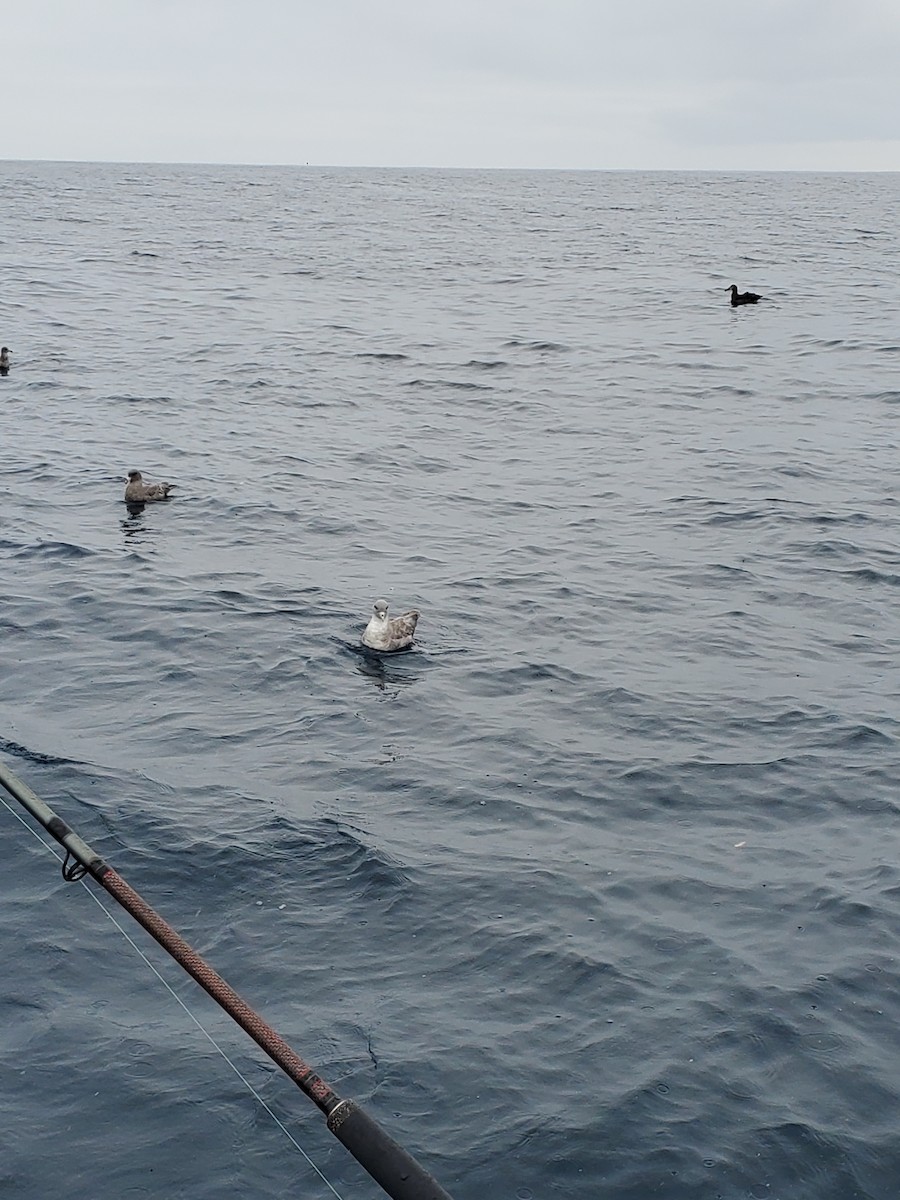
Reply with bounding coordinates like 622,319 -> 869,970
329,1101 -> 455,1200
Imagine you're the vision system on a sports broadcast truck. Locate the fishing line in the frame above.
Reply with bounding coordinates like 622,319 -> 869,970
0,759 -> 455,1200
0,789 -> 345,1200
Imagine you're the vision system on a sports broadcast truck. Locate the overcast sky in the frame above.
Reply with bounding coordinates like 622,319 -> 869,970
3,0 -> 899,170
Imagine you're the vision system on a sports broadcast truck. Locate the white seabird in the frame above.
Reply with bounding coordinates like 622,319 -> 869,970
124,469 -> 176,502
361,599 -> 420,652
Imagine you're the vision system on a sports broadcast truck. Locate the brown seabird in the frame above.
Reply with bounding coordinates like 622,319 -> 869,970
727,284 -> 762,306
124,469 -> 176,502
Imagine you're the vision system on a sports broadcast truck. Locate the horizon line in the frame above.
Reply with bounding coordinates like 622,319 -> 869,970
2,157 -> 899,175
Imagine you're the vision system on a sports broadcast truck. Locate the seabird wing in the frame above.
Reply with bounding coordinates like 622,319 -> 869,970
386,611 -> 419,649
145,482 -> 175,499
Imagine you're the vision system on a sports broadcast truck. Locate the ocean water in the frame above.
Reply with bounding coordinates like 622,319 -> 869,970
1,161 -> 899,1200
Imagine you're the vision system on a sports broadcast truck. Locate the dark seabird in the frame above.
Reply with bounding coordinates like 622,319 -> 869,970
727,284 -> 762,306
361,599 -> 420,652
0,347 -> 9,375
124,469 -> 176,502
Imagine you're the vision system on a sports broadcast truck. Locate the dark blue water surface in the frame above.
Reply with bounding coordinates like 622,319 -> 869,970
1,162 -> 899,1200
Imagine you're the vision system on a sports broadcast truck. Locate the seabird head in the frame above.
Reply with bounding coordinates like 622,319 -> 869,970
373,599 -> 389,621
127,469 -> 142,482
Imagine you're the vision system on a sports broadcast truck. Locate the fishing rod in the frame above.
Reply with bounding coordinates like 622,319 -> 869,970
0,758 -> 454,1200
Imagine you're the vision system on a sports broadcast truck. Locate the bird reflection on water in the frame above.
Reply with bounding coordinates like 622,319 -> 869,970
343,640 -> 420,694
120,501 -> 155,542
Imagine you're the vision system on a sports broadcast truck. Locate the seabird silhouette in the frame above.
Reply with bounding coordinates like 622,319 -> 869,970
124,469 -> 176,502
727,284 -> 761,306
361,599 -> 420,652
0,347 -> 10,375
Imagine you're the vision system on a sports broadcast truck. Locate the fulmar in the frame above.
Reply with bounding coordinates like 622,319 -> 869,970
361,599 -> 420,652
124,469 -> 176,502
